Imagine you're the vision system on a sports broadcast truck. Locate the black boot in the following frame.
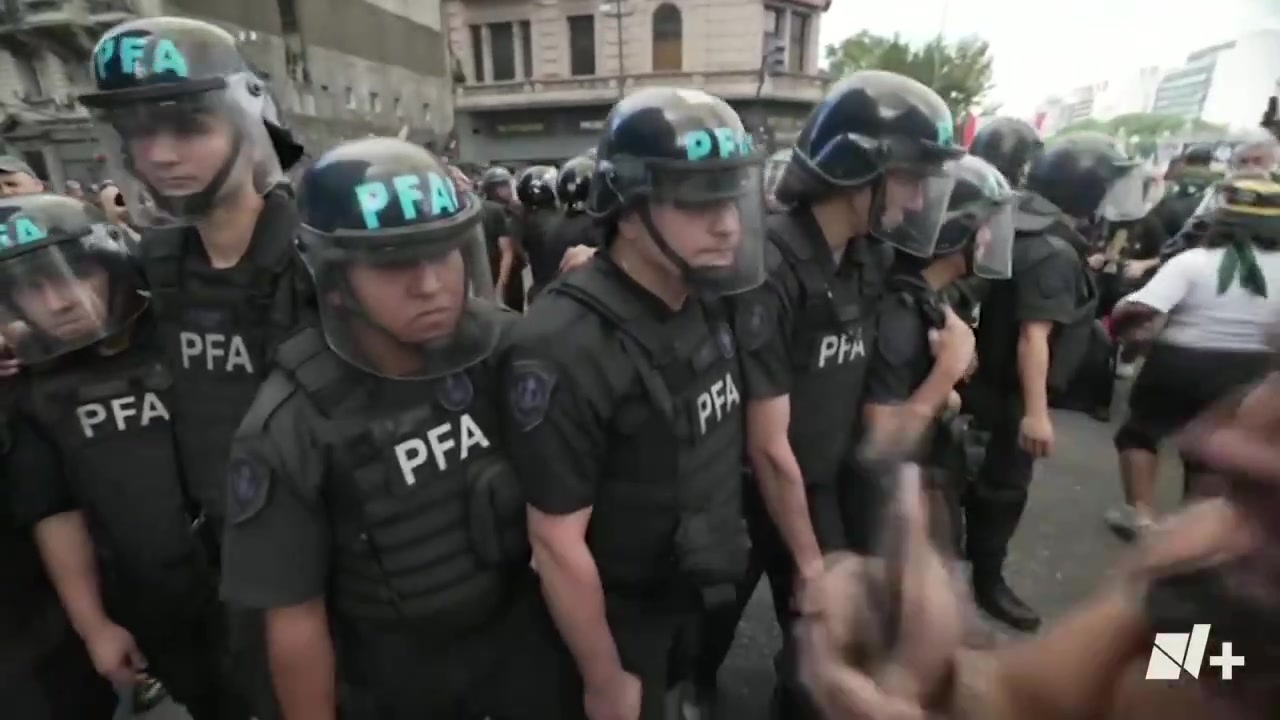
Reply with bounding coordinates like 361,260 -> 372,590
972,570 -> 1041,632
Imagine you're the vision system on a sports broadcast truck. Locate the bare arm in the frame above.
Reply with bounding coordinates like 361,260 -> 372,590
496,236 -> 514,298
34,510 -> 112,640
747,397 -> 823,578
1017,321 -> 1053,420
266,599 -> 337,720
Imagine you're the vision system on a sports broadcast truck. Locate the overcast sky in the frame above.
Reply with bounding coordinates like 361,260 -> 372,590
818,0 -> 1280,116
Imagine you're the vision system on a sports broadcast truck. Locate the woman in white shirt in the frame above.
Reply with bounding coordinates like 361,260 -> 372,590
1106,178 -> 1280,535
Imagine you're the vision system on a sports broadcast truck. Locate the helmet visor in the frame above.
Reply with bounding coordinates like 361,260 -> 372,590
972,202 -> 1015,279
872,169 -> 956,257
0,230 -> 145,363
1099,166 -> 1151,222
89,75 -> 285,226
646,162 -> 766,296
300,219 -> 501,380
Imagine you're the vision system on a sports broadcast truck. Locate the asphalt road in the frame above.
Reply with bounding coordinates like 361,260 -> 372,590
132,385 -> 1185,720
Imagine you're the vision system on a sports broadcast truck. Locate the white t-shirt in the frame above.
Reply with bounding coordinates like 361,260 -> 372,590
1125,246 -> 1280,351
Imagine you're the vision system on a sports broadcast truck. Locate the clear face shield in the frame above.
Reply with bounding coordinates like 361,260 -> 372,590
89,74 -> 285,226
644,161 -> 766,296
971,202 -> 1015,279
873,168 -> 956,257
0,229 -> 146,363
301,204 -> 500,380
1099,165 -> 1152,222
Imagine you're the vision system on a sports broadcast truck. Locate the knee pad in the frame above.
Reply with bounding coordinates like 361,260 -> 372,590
1114,422 -> 1158,453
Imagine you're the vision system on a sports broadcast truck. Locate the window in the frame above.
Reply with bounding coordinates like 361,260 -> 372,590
651,3 -> 682,72
276,0 -> 299,34
469,24 -> 485,82
394,97 -> 402,117
567,15 -> 596,77
345,87 -> 355,109
423,103 -> 432,123
788,12 -> 809,72
489,22 -> 516,82
369,91 -> 381,113
519,20 -> 533,79
12,50 -> 43,98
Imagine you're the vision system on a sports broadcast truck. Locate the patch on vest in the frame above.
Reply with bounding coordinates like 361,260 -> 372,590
437,372 -> 474,411
715,322 -> 736,359
226,457 -> 271,525
734,298 -> 773,352
508,359 -> 557,432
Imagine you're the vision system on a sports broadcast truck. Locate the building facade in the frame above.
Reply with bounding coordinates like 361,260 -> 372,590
0,0 -> 454,189
1089,66 -> 1161,121
447,0 -> 830,165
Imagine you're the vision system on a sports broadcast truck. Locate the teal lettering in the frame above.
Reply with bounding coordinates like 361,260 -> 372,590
151,39 -> 189,77
426,172 -> 459,215
391,174 -> 424,222
355,182 -> 390,230
713,128 -> 738,159
120,36 -> 146,76
684,130 -> 713,161
94,38 -> 116,80
0,217 -> 48,248
936,120 -> 955,146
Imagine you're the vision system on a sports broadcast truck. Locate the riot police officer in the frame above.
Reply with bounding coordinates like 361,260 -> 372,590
0,194 -> 244,718
516,164 -> 563,299
967,117 -> 1043,187
543,153 -> 601,285
965,132 -> 1146,631
710,70 -> 970,718
863,155 -> 1015,552
220,139 -> 569,720
502,87 -> 763,720
480,166 -> 526,310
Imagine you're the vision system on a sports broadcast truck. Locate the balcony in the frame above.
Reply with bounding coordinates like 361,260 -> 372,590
0,0 -> 134,55
455,70 -> 827,111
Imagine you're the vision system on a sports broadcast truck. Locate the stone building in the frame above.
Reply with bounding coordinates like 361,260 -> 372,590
448,0 -> 831,165
0,0 -> 455,188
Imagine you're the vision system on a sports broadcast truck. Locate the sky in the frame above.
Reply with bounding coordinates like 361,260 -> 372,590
817,0 -> 1280,116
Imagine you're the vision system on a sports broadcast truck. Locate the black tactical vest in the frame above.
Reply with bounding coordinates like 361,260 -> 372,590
142,197 -> 304,525
261,325 -> 527,628
769,220 -> 876,489
550,262 -> 749,605
1013,232 -> 1100,393
26,345 -> 210,603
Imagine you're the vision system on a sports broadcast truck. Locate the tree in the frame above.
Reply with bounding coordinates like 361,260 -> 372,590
821,31 -> 994,119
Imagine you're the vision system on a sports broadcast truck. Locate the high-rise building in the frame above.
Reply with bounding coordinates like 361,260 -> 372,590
447,0 -> 831,165
0,0 -> 454,188
1152,29 -> 1280,127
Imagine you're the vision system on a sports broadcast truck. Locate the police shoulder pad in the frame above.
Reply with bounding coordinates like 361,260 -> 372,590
507,359 -> 558,432
226,456 -> 272,525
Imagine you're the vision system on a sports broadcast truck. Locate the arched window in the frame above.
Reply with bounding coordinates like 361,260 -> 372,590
651,3 -> 683,72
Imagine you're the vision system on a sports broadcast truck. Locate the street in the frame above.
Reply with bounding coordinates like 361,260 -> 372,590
131,388 -> 1185,720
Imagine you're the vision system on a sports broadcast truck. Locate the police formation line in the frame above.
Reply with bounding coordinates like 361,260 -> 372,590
0,14 -> 1153,720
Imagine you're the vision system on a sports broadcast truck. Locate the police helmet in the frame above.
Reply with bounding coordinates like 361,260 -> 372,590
556,154 -> 594,210
1026,132 -> 1145,221
517,165 -> 558,209
480,166 -> 514,202
588,86 -> 766,295
296,137 -> 499,379
78,17 -> 302,226
0,193 -> 146,363
933,156 -> 1016,279
1182,144 -> 1215,167
778,71 -> 965,256
967,117 -> 1042,187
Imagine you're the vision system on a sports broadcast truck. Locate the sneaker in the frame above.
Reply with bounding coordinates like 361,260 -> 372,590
1105,504 -> 1155,541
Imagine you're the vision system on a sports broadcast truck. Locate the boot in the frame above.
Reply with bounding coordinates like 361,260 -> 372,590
972,569 -> 1041,632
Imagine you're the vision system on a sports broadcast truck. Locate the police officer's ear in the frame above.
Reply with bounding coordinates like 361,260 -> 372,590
615,208 -> 644,242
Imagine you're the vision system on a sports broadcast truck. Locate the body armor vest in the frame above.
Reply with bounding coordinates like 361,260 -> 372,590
1014,232 -> 1100,393
550,262 -> 749,605
770,223 -> 875,489
26,344 -> 211,604
263,324 -> 527,628
142,221 -> 303,525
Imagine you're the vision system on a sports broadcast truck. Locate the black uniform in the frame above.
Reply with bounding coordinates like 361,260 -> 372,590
221,139 -> 570,720
9,317 -> 240,719
79,17 -> 310,720
527,155 -> 599,300
1,384 -> 115,720
503,87 -> 762,720
965,132 -> 1139,631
